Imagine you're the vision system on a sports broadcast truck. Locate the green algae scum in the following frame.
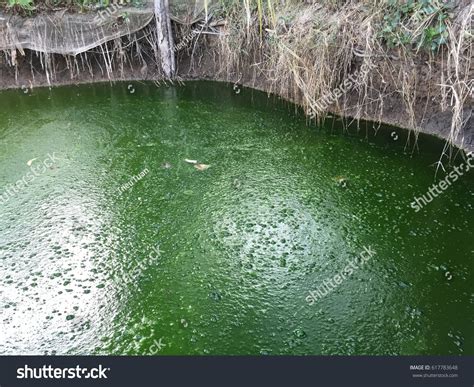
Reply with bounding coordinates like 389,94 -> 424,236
0,81 -> 472,355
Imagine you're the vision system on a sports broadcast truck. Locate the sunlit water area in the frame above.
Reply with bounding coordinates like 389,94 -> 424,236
0,81 -> 472,355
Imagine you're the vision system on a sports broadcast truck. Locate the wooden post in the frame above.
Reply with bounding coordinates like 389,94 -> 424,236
155,0 -> 175,78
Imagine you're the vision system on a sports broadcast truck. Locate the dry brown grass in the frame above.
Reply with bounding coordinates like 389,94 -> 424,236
213,0 -> 473,154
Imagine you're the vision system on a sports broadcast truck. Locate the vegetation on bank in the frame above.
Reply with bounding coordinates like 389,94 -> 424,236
0,0 -> 145,14
0,0 -> 460,51
0,0 -> 464,54
380,0 -> 455,51
198,0 -> 471,155
0,0 -> 471,153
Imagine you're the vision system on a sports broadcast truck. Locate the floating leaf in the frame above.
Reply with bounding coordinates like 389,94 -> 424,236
194,164 -> 210,171
26,158 -> 37,166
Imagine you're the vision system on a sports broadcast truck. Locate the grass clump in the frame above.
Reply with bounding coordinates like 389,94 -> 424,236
6,0 -> 34,13
380,0 -> 455,51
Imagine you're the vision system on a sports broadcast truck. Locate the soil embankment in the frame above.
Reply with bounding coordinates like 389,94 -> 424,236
0,2 -> 472,153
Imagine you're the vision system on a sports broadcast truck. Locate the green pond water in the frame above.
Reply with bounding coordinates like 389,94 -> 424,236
0,81 -> 472,355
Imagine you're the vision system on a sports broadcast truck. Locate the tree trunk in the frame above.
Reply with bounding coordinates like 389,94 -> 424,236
154,0 -> 175,78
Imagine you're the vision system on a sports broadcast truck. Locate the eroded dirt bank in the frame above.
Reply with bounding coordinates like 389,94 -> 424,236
181,51 -> 474,154
1,50 -> 471,154
0,1 -> 472,154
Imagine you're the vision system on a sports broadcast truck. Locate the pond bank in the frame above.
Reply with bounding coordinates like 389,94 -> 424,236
0,1 -> 472,153
1,53 -> 471,154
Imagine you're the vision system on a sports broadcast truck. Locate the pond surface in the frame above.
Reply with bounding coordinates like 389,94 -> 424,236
0,81 -> 472,355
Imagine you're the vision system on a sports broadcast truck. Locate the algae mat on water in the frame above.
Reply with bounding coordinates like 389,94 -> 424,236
0,81 -> 472,355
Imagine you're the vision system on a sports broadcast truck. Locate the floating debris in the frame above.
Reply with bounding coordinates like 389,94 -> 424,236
333,176 -> 349,188
194,163 -> 210,171
161,162 -> 172,169
184,158 -> 210,171
26,158 -> 37,166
